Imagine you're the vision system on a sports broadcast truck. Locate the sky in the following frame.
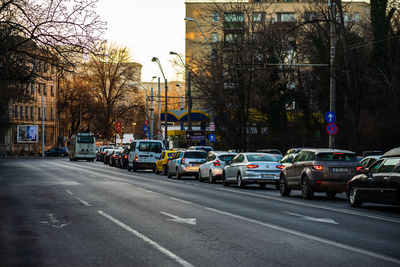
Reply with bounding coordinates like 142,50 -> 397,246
96,0 -> 186,82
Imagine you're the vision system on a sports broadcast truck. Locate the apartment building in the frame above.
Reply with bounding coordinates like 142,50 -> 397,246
0,61 -> 58,155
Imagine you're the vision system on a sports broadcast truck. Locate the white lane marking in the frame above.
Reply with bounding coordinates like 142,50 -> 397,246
205,207 -> 400,265
98,211 -> 194,267
160,211 -> 197,225
285,212 -> 339,224
169,197 -> 193,204
216,188 -> 400,224
66,190 -> 91,207
40,213 -> 68,229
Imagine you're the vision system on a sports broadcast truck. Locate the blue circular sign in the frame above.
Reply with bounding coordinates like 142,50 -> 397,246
143,125 -> 149,131
208,134 -> 216,142
326,123 -> 338,135
325,111 -> 336,123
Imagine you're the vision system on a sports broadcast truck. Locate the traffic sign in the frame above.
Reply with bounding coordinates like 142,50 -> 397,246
325,111 -> 336,123
143,125 -> 149,131
146,132 -> 150,137
158,129 -> 163,134
116,121 -> 122,133
209,122 -> 215,132
144,120 -> 149,126
208,134 -> 216,142
326,123 -> 338,135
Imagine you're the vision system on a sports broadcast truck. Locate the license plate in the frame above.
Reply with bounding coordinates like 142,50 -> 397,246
261,174 -> 275,178
191,163 -> 200,167
332,168 -> 348,173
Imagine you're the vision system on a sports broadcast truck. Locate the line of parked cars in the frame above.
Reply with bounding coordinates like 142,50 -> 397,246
96,143 -> 400,208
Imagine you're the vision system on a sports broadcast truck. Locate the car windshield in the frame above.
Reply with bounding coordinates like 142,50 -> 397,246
316,153 -> 357,162
185,152 -> 207,158
246,154 -> 277,162
219,155 -> 236,162
167,152 -> 175,157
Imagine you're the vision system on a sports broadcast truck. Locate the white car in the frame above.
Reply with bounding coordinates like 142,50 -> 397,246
223,153 -> 284,189
198,151 -> 237,183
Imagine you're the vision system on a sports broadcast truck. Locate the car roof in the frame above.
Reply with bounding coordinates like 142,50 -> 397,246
299,148 -> 355,154
382,147 -> 400,158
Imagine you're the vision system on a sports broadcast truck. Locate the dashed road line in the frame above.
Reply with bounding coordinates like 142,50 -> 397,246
66,190 -> 91,207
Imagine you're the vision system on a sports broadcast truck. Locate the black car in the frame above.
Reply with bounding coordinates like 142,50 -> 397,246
347,147 -> 400,207
117,148 -> 130,169
45,147 -> 68,157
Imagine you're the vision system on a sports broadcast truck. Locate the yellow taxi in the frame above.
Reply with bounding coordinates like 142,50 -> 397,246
155,149 -> 178,175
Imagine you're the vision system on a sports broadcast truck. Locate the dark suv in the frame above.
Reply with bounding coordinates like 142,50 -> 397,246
279,149 -> 362,199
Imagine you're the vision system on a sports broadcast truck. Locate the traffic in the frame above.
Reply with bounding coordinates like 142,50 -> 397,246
90,142 -> 400,209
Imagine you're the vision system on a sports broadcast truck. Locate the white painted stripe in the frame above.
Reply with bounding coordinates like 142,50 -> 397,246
216,188 -> 400,224
169,197 -> 193,204
98,211 -> 194,267
66,190 -> 91,207
205,207 -> 400,265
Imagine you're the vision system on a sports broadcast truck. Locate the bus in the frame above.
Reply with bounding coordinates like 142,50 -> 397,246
67,133 -> 96,161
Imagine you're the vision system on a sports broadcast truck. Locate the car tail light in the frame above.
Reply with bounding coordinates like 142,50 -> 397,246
315,180 -> 323,184
135,154 -> 139,161
213,160 -> 221,167
356,166 -> 363,172
312,165 -> 323,171
124,155 -> 128,159
181,158 -> 185,164
247,164 -> 259,169
276,165 -> 285,170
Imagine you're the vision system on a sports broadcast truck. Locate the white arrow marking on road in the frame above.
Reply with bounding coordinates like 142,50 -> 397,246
160,212 -> 197,225
40,213 -> 68,228
286,212 -> 339,225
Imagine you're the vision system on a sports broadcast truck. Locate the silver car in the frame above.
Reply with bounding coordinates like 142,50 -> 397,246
198,151 -> 237,183
223,153 -> 284,189
167,150 -> 207,179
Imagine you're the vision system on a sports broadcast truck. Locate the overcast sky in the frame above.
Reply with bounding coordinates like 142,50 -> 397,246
96,0 -> 186,82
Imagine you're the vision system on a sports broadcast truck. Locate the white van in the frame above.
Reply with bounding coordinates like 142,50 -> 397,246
128,140 -> 165,172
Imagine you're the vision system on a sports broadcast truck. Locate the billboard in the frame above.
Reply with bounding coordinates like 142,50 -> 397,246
17,125 -> 39,143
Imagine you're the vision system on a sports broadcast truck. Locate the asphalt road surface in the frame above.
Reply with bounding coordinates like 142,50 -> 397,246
1,158 -> 399,266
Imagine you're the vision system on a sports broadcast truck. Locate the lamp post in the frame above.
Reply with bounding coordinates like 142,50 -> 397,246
134,83 -> 149,122
151,57 -> 168,148
170,51 -> 191,130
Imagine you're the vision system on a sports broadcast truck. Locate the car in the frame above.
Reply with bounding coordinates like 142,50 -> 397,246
359,155 -> 381,168
116,148 -> 130,169
256,149 -> 282,155
128,140 -> 164,172
223,153 -> 284,189
167,150 -> 207,179
98,145 -> 114,161
346,147 -> 400,207
155,149 -> 178,175
198,151 -> 237,183
109,149 -> 122,167
188,146 -> 213,153
362,150 -> 383,157
279,148 -> 362,199
103,148 -> 115,165
280,153 -> 297,165
45,147 -> 68,157
284,148 -> 310,155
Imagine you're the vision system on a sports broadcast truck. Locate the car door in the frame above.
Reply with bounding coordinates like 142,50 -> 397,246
386,161 -> 400,204
285,152 -> 305,186
225,154 -> 239,181
157,152 -> 165,171
169,152 -> 180,174
371,158 -> 399,203
229,154 -> 245,181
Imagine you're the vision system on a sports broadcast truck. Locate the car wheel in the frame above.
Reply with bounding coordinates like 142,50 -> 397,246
259,183 -> 266,189
128,166 -> 132,171
163,165 -> 168,176
167,168 -> 172,178
153,167 -> 156,173
209,171 -> 215,184
349,185 -> 362,207
222,172 -> 228,187
198,171 -> 203,182
237,173 -> 245,188
279,177 -> 291,196
176,168 -> 182,179
155,167 -> 160,175
132,167 -> 137,172
326,192 -> 336,199
301,177 -> 314,199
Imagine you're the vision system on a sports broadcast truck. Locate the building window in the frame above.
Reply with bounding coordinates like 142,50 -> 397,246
31,82 -> 35,94
253,12 -> 265,22
43,84 -> 47,95
14,105 -> 18,119
276,13 -> 296,22
38,83 -> 41,94
30,107 -> 34,120
282,0 -> 293,2
51,64 -> 54,74
20,106 -> 23,120
213,13 -> 218,23
225,33 -> 243,44
224,12 -> 244,29
51,108 -> 53,121
38,107 -> 41,120
304,12 -> 318,21
25,106 -> 28,120
211,33 -> 219,43
50,85 -> 54,96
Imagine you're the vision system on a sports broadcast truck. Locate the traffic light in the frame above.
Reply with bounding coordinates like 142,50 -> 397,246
116,121 -> 122,133
144,120 -> 149,126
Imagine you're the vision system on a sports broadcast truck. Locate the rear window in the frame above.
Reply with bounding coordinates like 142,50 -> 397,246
138,142 -> 163,153
218,155 -> 236,162
184,151 -> 207,158
247,154 -> 277,162
316,153 -> 357,162
78,136 -> 94,143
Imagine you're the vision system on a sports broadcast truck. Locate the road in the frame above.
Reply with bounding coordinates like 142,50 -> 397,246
1,158 -> 399,266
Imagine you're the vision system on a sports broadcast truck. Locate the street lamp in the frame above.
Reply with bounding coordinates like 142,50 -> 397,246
133,83 -> 149,122
170,51 -> 192,130
151,57 -> 169,148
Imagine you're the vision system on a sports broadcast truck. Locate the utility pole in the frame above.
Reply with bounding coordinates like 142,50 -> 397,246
150,84 -> 154,140
158,77 -> 161,139
42,95 -> 45,157
329,0 -> 336,149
